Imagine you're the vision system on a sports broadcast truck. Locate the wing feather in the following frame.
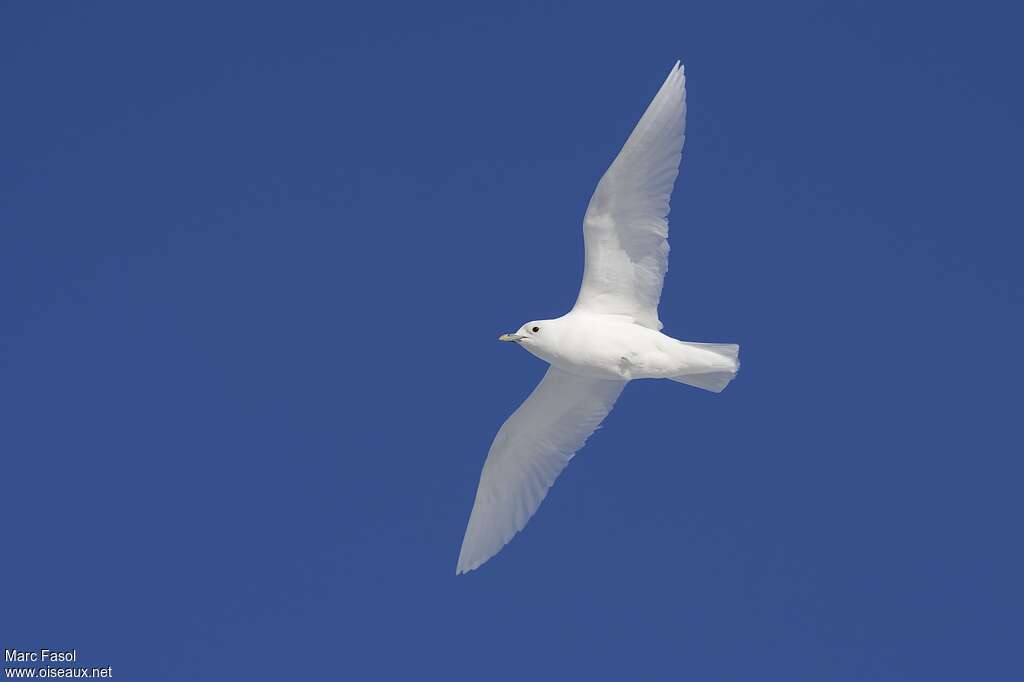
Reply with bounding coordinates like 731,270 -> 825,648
456,367 -> 626,574
573,61 -> 687,329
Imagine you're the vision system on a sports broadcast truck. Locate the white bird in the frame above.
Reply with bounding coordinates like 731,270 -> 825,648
457,62 -> 739,574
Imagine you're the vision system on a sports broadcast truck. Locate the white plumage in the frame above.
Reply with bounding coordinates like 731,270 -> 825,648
457,62 -> 739,575
575,61 -> 686,331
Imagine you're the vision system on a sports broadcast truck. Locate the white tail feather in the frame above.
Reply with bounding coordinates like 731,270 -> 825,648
671,343 -> 740,393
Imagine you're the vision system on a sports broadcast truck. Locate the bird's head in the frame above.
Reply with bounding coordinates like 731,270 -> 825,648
499,319 -> 558,358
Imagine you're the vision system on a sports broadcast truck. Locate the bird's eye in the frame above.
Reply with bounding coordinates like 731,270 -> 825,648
532,326 -> 540,333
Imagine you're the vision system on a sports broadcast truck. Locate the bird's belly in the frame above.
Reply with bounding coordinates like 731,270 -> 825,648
544,330 -> 682,381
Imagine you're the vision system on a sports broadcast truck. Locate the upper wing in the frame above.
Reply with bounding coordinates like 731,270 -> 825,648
457,367 -> 626,574
573,61 -> 687,330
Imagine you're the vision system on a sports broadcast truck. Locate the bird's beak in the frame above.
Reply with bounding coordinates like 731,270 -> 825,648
498,334 -> 525,342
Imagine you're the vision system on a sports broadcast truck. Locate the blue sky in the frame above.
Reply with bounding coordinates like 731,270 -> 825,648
2,1 -> 1021,679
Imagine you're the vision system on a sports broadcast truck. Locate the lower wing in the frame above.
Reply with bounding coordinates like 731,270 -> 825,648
457,366 -> 626,574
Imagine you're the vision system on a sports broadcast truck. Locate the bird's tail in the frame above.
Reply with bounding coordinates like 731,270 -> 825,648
670,343 -> 740,393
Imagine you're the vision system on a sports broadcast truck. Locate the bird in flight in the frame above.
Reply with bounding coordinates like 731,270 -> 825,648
457,62 -> 740,574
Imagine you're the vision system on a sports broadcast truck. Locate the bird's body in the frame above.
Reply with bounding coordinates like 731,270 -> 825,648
457,61 -> 740,574
513,312 -> 737,384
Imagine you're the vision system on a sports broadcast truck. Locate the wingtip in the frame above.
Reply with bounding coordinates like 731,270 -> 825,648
456,545 -> 495,575
665,60 -> 685,88
455,560 -> 478,576
455,546 -> 479,575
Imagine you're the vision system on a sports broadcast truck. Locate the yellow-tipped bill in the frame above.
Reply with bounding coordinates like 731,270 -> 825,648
498,334 -> 524,342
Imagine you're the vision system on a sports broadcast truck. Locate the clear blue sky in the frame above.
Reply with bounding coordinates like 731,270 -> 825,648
2,1 -> 1021,679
